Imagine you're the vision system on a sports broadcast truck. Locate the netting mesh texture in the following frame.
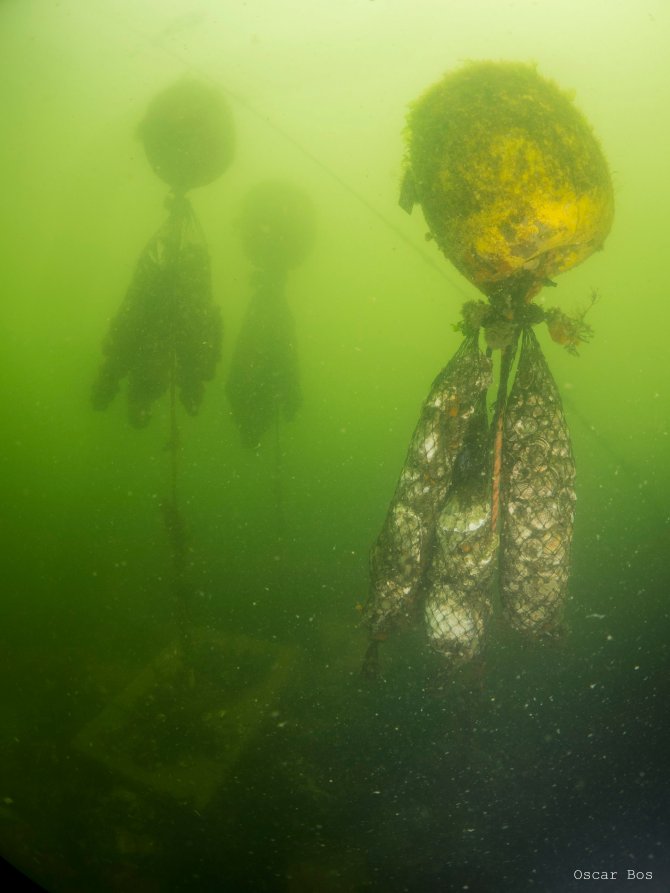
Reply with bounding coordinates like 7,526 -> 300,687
366,326 -> 576,666
365,336 -> 492,639
500,327 -> 576,635
92,197 -> 221,428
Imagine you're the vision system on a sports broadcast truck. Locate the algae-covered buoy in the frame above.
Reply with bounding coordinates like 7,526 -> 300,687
238,180 -> 316,271
138,79 -> 235,192
403,61 -> 614,299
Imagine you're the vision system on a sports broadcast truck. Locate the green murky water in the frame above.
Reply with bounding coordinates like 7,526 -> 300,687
1,2 -> 668,891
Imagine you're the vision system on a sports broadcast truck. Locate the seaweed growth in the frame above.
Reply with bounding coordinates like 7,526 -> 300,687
404,61 -> 613,299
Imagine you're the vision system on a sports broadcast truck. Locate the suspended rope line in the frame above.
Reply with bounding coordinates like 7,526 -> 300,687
490,333 -> 519,535
273,399 -> 285,547
165,200 -> 192,664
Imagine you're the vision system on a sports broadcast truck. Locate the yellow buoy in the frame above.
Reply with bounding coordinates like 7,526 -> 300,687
405,62 -> 614,299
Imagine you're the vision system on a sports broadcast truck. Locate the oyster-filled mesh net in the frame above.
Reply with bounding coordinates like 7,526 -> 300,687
365,336 -> 492,639
423,491 -> 496,662
92,198 -> 221,428
366,325 -> 577,668
499,327 -> 576,635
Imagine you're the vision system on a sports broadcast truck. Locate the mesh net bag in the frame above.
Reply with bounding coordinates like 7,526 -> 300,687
499,328 -> 576,635
92,197 -> 221,427
225,269 -> 301,447
365,336 -> 491,640
423,394 -> 497,663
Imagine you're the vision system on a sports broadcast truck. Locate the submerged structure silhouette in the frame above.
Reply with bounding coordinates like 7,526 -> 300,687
91,79 -> 234,655
226,180 -> 315,448
364,62 -> 614,675
92,79 -> 233,427
226,181 -> 315,543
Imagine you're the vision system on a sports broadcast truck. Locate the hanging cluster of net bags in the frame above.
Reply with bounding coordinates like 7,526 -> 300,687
364,62 -> 614,673
92,80 -> 234,427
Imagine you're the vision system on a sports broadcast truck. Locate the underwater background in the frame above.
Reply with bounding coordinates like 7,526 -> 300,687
1,1 -> 669,890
